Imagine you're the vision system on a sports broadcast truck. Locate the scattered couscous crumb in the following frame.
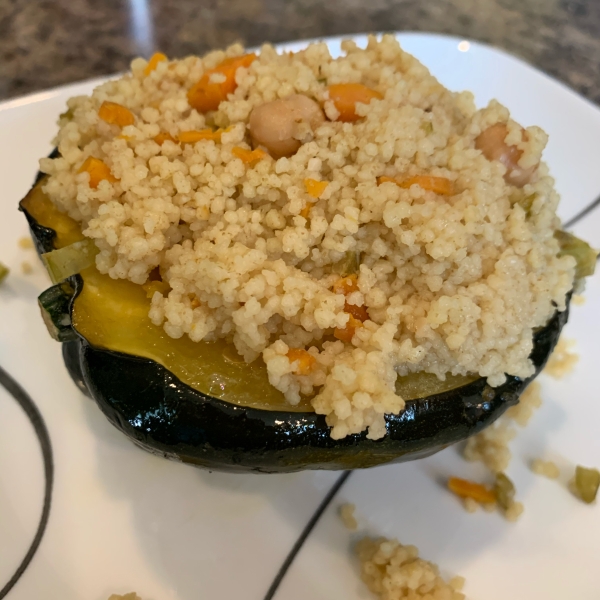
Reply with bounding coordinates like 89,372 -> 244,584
39,35 -> 575,439
504,380 -> 543,427
572,294 -> 586,305
356,537 -> 465,600
0,262 -> 9,284
462,497 -> 479,513
108,594 -> 141,600
18,236 -> 34,249
544,337 -> 578,379
339,502 -> 358,530
449,576 -> 466,592
21,261 -> 33,275
531,459 -> 560,479
463,381 -> 542,473
463,421 -> 515,473
504,501 -> 525,522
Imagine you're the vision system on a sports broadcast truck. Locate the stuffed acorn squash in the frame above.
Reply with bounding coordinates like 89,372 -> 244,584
20,39 -> 596,473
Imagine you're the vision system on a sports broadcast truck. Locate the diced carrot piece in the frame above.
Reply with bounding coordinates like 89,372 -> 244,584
232,146 -> 267,164
187,53 -> 257,113
344,301 -> 369,322
98,101 -> 135,128
327,83 -> 383,122
154,132 -> 177,145
402,175 -> 454,195
304,178 -> 328,198
332,273 -> 359,295
378,174 -> 454,196
447,477 -> 496,504
178,129 -> 223,144
334,314 -> 363,343
144,52 -> 168,76
286,348 -> 316,375
77,157 -> 118,189
300,204 -> 312,219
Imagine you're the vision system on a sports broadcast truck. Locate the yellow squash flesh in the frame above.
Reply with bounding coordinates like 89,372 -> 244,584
23,182 -> 476,412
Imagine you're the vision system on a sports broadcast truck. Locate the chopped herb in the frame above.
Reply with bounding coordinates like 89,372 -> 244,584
41,239 -> 98,284
332,251 -> 361,276
574,465 -> 600,504
494,472 -> 516,510
518,192 -> 537,215
555,230 -> 597,280
0,262 -> 9,284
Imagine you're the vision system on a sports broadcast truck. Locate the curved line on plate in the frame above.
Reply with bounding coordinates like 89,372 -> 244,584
0,365 -> 54,599
564,193 -> 600,229
262,470 -> 352,600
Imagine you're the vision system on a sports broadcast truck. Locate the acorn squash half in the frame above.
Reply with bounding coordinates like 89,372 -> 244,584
20,171 -> 570,473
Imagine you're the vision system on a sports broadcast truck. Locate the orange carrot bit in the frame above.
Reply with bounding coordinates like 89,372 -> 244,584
304,178 -> 328,198
98,101 -> 135,128
332,273 -> 359,296
286,348 -> 317,375
77,157 -> 118,189
344,301 -> 369,322
154,132 -> 177,145
232,146 -> 267,165
187,53 -> 257,113
378,174 -> 454,196
300,204 -> 312,219
144,52 -> 168,76
334,314 -> 364,343
327,83 -> 383,122
447,477 -> 496,504
401,175 -> 454,196
178,129 -> 223,144
377,175 -> 398,185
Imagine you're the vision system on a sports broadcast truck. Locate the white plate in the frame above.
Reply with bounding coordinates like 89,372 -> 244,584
0,33 -> 599,600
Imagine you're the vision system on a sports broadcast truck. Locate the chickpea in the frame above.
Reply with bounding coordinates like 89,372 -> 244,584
475,123 -> 536,187
248,94 -> 325,158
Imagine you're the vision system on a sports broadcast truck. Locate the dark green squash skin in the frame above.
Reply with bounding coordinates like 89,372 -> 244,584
21,169 -> 569,473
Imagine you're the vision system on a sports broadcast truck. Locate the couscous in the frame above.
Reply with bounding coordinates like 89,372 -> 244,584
38,35 -> 579,439
356,537 -> 466,600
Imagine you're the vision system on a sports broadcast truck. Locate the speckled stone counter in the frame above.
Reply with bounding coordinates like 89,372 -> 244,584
2,0 -> 599,104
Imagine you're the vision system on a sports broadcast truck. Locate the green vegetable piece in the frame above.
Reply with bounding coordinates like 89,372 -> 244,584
494,472 -> 516,510
37,281 -> 77,342
41,238 -> 98,284
555,230 -> 597,280
421,122 -> 434,134
0,262 -> 9,284
575,465 -> 600,504
332,251 -> 361,276
518,193 -> 536,215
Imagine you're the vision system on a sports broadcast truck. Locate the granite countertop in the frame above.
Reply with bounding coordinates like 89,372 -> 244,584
2,0 -> 599,104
